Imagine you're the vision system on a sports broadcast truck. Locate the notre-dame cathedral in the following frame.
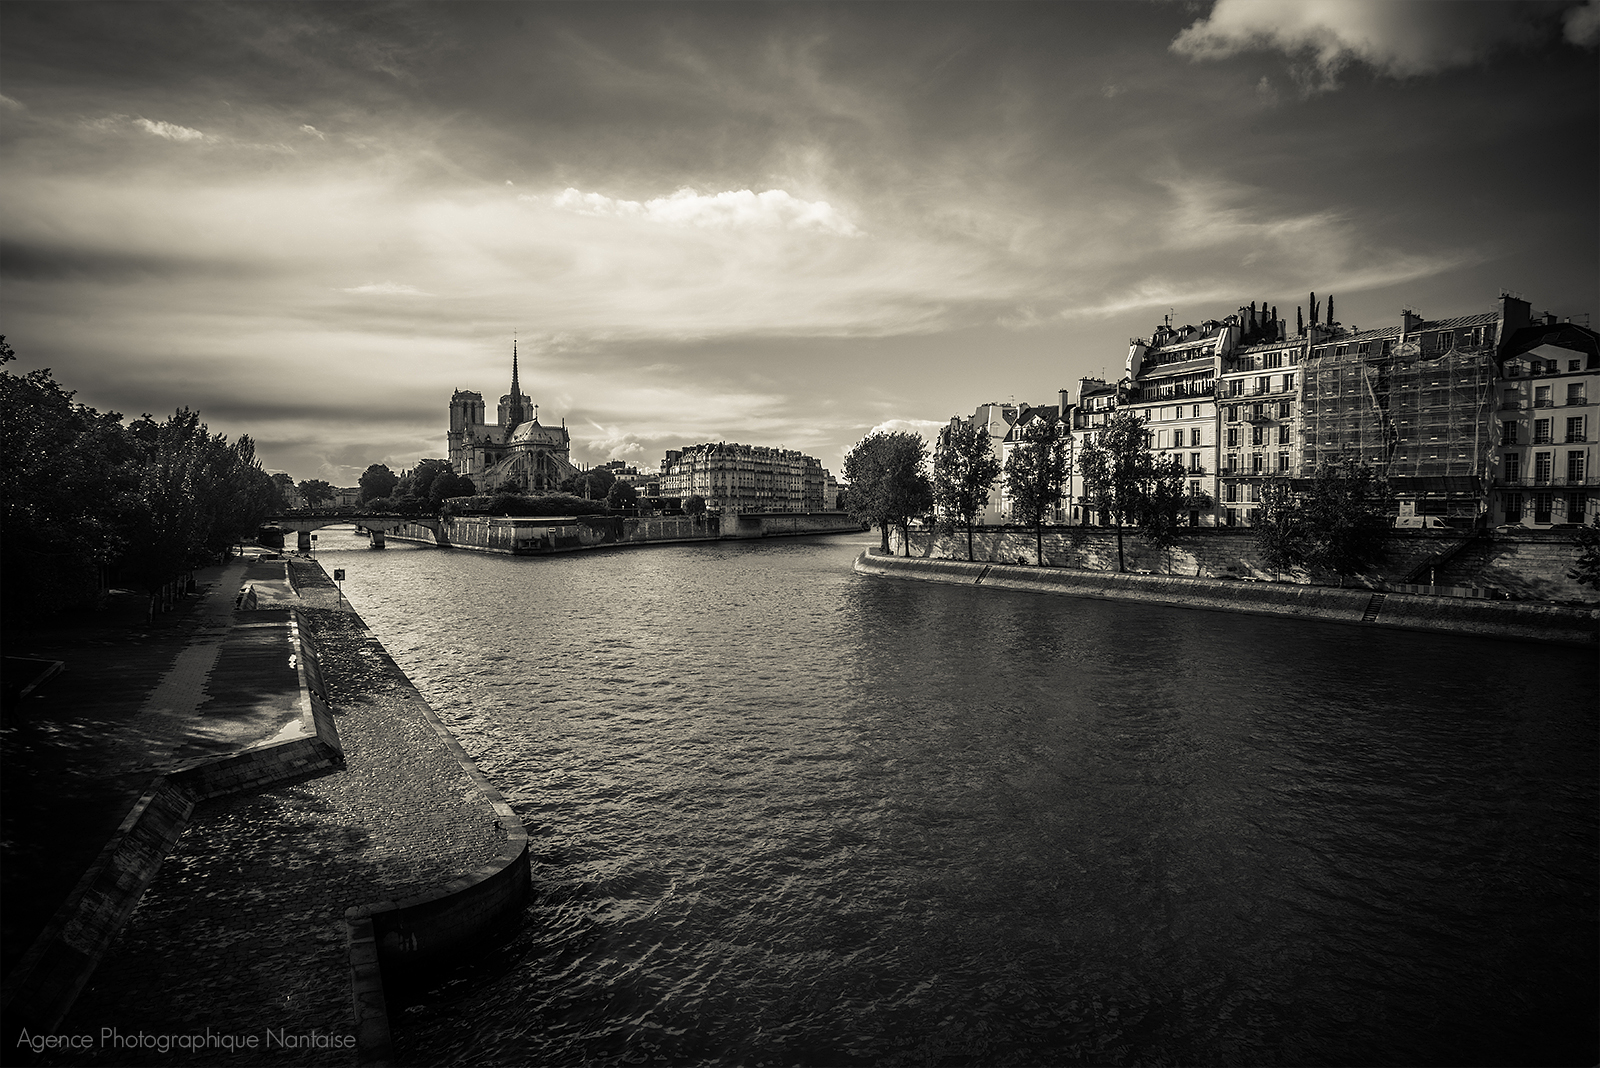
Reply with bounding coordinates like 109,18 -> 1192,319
447,344 -> 579,494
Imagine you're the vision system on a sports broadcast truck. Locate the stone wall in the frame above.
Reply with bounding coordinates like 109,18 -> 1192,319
890,525 -> 1597,603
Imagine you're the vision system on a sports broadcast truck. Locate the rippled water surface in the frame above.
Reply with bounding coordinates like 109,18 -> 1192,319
311,529 -> 1597,1066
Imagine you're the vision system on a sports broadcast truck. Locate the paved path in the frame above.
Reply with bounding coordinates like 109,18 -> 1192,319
49,558 -> 510,1066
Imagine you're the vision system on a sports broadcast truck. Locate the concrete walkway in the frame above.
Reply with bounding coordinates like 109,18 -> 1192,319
10,556 -> 514,1066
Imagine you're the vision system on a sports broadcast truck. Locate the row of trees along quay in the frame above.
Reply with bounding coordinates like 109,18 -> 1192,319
843,409 -> 1600,586
0,338 -> 288,621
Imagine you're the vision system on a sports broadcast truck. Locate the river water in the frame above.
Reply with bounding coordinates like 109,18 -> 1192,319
310,527 -> 1596,1067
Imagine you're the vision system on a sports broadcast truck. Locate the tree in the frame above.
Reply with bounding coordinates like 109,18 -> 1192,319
1134,455 -> 1198,565
843,431 -> 933,556
1003,417 -> 1070,565
684,493 -> 707,519
1078,410 -> 1150,572
607,481 -> 640,511
298,479 -> 335,507
1253,462 -> 1391,580
1568,515 -> 1600,591
562,467 -> 616,501
934,420 -> 1002,562
358,463 -> 398,505
268,472 -> 296,511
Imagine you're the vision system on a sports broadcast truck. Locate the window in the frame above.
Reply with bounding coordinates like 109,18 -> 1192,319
1502,389 -> 1519,409
1251,426 -> 1264,446
1226,453 -> 1239,473
1228,379 -> 1243,397
1569,493 -> 1588,520
1277,451 -> 1289,472
1534,493 -> 1553,524
1568,383 -> 1587,406
1501,421 -> 1519,445
1246,482 -> 1258,503
1566,416 -> 1586,442
1435,331 -> 1454,351
1568,451 -> 1585,483
1227,427 -> 1239,448
1251,402 -> 1265,421
1174,405 -> 1185,419
1505,453 -> 1521,483
1535,385 -> 1553,408
1255,376 -> 1270,395
1225,482 -> 1238,503
1173,428 -> 1185,448
1246,508 -> 1259,526
1189,480 -> 1200,497
1278,425 -> 1291,445
1250,453 -> 1263,474
1534,419 -> 1552,444
1278,400 -> 1291,418
1225,507 -> 1238,527
1508,363 -> 1522,377
1570,361 -> 1582,373
1189,452 -> 1201,472
1505,492 -> 1523,521
1535,452 -> 1553,483
1227,405 -> 1239,422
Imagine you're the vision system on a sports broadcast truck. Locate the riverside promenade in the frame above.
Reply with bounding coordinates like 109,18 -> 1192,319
5,556 -> 518,1066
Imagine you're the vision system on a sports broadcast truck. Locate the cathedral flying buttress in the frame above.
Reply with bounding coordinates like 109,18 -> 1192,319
447,343 -> 580,494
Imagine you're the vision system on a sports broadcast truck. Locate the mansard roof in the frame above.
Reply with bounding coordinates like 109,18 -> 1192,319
1501,321 -> 1600,369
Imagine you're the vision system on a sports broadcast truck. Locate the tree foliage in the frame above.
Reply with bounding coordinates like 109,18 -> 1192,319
683,493 -> 707,518
934,420 -> 1002,561
607,481 -> 640,510
1254,462 -> 1392,577
1078,411 -> 1150,572
562,467 -> 616,501
358,463 -> 399,504
2,345 -> 278,617
298,479 -> 335,507
1567,515 -> 1600,591
1003,417 -> 1070,565
843,431 -> 933,555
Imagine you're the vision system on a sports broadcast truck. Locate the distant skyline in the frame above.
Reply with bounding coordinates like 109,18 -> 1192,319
2,1 -> 1596,483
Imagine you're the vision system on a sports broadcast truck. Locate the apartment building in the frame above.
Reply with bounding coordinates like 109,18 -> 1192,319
1065,377 -> 1119,524
658,442 -> 828,514
1218,316 -> 1302,527
1491,317 -> 1600,527
998,405 -> 1067,522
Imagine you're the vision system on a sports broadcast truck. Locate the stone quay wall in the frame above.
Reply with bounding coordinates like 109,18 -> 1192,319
891,525 -> 1598,604
390,511 -> 860,554
857,552 -> 1599,645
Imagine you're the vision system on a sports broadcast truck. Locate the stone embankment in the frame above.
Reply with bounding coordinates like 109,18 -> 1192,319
7,556 -> 529,1067
856,552 -> 1599,645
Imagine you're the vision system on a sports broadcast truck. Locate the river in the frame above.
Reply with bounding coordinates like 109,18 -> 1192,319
309,527 -> 1596,1067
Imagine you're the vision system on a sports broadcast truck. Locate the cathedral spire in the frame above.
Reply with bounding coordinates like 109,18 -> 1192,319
506,339 -> 527,428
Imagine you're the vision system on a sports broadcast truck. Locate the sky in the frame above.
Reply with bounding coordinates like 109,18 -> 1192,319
2,1 -> 1596,484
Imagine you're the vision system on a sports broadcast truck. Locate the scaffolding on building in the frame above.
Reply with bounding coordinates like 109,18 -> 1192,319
1299,336 -> 1494,516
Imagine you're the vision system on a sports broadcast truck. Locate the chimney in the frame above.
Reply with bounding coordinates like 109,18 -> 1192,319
1401,308 -> 1425,338
1498,292 -> 1532,338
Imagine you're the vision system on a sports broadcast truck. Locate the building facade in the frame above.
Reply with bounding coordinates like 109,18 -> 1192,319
1491,317 -> 1600,527
658,442 -> 830,513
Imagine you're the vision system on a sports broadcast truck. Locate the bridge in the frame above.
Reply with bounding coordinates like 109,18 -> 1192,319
262,513 -> 447,551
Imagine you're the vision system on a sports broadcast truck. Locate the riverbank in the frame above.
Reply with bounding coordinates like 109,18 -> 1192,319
856,551 -> 1600,645
4,555 -> 528,1066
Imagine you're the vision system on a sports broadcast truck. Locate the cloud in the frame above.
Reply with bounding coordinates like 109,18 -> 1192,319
1171,0 -> 1554,85
1566,0 -> 1600,45
339,281 -> 432,296
863,418 -> 947,441
546,187 -> 862,236
0,94 -> 23,111
135,117 -> 209,141
299,124 -> 326,139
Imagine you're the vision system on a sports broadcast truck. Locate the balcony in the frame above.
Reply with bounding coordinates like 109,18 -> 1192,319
1245,411 -> 1275,424
1494,474 -> 1600,487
